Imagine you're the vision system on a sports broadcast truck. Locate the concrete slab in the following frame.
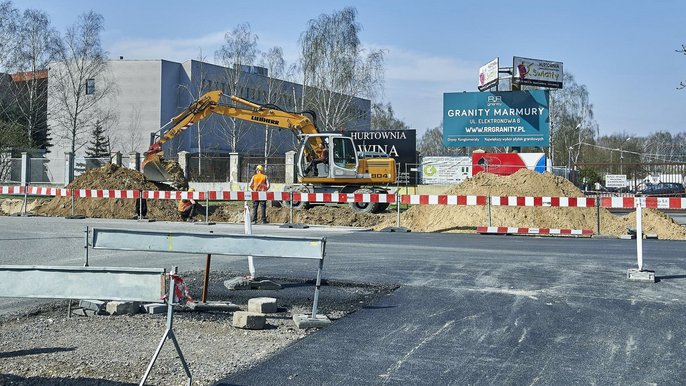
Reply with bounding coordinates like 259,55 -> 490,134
627,268 -> 656,283
293,314 -> 331,329
224,277 -> 282,291
187,302 -> 240,312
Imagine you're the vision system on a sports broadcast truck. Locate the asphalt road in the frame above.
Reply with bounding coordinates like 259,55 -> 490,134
2,216 -> 686,385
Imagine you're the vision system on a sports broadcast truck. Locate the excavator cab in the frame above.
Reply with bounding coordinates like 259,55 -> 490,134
298,134 -> 358,180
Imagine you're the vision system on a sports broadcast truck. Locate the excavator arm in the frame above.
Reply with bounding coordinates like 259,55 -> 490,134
142,90 -> 321,182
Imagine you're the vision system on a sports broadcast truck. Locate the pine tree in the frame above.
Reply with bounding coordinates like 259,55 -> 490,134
85,121 -> 110,158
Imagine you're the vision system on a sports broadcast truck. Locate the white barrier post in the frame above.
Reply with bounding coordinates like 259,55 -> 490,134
244,203 -> 256,279
636,201 -> 643,271
627,199 -> 655,282
396,192 -> 401,228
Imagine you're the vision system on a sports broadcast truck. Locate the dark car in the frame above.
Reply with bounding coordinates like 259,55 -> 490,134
636,182 -> 686,197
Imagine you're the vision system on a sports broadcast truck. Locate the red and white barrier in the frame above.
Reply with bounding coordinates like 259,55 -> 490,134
600,196 -> 686,209
477,226 -> 593,236
401,195 -> 486,206
4,184 -> 686,211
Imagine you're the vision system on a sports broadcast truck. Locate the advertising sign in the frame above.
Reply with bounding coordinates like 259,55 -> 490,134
471,152 -> 546,176
421,156 -> 472,185
512,57 -> 563,89
345,129 -> 417,184
478,58 -> 499,91
443,90 -> 550,148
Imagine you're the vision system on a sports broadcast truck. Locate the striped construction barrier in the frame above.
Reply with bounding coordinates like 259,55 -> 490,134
477,226 -> 594,236
3,185 -> 686,210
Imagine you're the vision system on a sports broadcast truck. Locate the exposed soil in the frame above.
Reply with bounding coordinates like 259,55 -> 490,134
3,164 -> 686,239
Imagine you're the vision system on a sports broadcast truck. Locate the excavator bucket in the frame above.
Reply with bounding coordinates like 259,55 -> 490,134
142,153 -> 173,182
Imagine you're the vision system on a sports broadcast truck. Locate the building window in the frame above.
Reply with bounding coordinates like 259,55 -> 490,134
86,79 -> 95,95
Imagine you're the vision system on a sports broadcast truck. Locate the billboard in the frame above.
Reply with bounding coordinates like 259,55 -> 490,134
345,129 -> 418,184
471,152 -> 546,176
478,58 -> 499,91
512,57 -> 563,89
421,156 -> 472,185
443,90 -> 550,148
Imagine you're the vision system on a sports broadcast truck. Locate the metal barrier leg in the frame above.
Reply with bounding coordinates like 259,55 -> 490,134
140,267 -> 192,385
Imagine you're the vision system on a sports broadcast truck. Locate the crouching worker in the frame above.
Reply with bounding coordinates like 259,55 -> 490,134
178,188 -> 202,222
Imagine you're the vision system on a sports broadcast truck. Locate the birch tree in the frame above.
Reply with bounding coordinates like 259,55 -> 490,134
50,11 -> 114,155
259,46 -> 291,163
298,7 -> 384,131
549,72 -> 598,166
9,8 -> 58,152
215,23 -> 259,152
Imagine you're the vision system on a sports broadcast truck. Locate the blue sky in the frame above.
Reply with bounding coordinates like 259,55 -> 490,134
14,0 -> 686,138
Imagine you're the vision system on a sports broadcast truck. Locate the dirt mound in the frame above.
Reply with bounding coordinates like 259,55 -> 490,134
375,169 -> 686,240
447,169 -> 583,197
209,203 -> 390,228
34,163 -> 180,220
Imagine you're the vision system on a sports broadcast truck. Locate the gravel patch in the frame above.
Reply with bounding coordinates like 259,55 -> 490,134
0,271 -> 397,385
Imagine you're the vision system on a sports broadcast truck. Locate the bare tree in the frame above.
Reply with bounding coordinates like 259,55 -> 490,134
298,7 -> 384,131
678,44 -> 686,89
0,0 -> 18,72
549,72 -> 598,166
49,11 -> 114,155
215,23 -> 259,152
259,46 -> 291,164
417,124 -> 466,157
8,8 -> 59,152
371,102 -> 408,131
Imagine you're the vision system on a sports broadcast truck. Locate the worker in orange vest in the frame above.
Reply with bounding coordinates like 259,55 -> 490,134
249,165 -> 270,224
178,188 -> 201,222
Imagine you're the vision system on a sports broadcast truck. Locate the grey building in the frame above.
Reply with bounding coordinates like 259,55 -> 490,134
44,58 -> 371,183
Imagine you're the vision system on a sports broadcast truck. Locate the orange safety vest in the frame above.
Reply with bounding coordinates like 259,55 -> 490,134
177,199 -> 191,212
250,173 -> 269,191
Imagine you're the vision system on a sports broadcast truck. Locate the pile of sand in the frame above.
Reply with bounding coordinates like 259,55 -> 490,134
375,169 -> 686,240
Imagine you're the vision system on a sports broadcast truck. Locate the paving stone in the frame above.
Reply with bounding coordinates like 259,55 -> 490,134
142,303 -> 167,314
106,301 -> 141,315
79,300 -> 106,312
232,311 -> 266,330
248,297 -> 277,313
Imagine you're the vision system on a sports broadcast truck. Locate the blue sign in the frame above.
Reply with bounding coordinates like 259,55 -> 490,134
443,90 -> 550,148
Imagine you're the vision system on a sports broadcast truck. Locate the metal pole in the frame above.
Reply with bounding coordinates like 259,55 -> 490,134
244,203 -> 255,279
289,192 -> 293,224
201,254 -> 211,303
71,189 -> 75,217
205,191 -> 209,223
138,191 -> 143,220
487,195 -> 492,227
311,259 -> 324,318
596,197 -> 601,236
84,226 -> 89,267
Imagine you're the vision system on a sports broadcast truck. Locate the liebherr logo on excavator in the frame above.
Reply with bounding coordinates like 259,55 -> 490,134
251,116 -> 279,125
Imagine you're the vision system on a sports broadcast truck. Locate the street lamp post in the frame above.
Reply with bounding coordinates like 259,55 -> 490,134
620,137 -> 631,175
567,146 -> 573,180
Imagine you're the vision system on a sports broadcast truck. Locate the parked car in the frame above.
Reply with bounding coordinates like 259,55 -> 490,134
636,182 -> 686,197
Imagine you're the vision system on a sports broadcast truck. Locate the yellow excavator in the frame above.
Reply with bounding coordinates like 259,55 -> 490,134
142,90 -> 396,213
